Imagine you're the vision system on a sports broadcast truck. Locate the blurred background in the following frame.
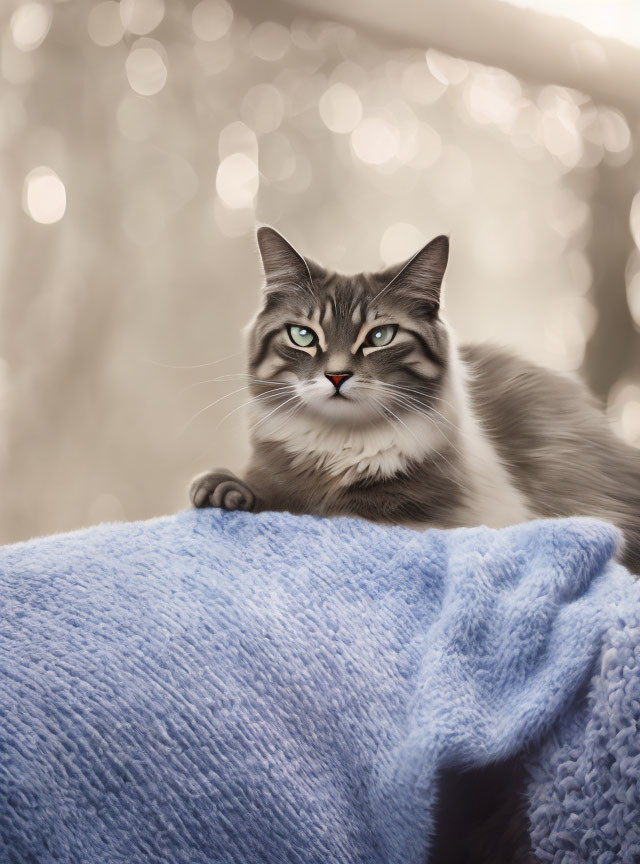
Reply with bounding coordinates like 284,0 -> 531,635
1,0 -> 640,542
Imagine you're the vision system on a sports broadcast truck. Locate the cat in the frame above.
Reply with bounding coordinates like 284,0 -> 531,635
191,224 -> 640,862
190,225 -> 640,574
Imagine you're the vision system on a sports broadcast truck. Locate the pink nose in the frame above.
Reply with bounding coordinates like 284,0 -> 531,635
325,372 -> 352,391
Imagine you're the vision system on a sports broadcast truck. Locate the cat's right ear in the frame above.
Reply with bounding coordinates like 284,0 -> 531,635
256,226 -> 311,291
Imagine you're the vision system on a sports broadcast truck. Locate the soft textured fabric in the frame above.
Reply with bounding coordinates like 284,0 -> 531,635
0,509 -> 637,864
527,576 -> 640,862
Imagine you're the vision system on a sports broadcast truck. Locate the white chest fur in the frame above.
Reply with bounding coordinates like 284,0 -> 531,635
253,408 -> 444,486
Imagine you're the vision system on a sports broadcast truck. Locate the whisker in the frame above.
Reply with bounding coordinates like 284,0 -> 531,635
377,389 -> 464,446
363,386 -> 465,470
369,397 -> 425,450
258,401 -> 303,441
213,388 -> 296,430
367,379 -> 461,415
364,380 -> 464,435
179,384 -> 294,437
182,374 -> 292,393
249,393 -> 300,429
378,389 -> 457,429
386,399 -> 466,469
371,378 -> 503,436
178,384 -> 252,437
147,350 -> 244,371
368,268 -> 404,307
192,391 -> 299,465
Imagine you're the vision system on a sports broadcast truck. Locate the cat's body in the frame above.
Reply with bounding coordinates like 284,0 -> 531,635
192,226 -> 640,572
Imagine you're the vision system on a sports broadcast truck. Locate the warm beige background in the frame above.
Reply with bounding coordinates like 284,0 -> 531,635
1,0 -> 639,543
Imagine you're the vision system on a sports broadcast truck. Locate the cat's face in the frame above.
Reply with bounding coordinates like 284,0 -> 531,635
247,227 -> 451,434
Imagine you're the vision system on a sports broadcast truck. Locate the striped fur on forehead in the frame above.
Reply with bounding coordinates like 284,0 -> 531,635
312,271 -> 373,324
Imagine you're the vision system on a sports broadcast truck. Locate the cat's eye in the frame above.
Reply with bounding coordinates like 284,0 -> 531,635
287,324 -> 318,348
365,324 -> 398,348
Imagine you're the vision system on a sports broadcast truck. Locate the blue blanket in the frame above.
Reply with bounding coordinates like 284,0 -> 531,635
0,510 -> 638,863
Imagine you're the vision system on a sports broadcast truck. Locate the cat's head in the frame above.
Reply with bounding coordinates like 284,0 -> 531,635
247,225 -> 452,436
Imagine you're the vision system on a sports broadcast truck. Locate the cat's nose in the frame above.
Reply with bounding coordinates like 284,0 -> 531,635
325,372 -> 353,392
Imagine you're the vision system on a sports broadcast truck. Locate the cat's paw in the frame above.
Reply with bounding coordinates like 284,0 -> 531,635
189,469 -> 256,512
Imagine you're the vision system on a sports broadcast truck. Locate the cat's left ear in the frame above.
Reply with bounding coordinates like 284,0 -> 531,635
382,234 -> 449,315
256,225 -> 312,291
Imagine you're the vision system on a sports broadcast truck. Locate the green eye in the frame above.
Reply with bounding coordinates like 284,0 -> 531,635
366,324 -> 398,348
287,324 -> 318,348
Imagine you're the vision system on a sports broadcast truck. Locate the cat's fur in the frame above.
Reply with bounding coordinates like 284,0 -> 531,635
190,226 -> 639,863
191,225 -> 640,572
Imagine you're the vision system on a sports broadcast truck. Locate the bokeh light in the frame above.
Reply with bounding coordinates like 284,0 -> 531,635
426,50 -> 468,86
120,0 -> 165,36
11,2 -> 52,51
216,153 -> 259,209
319,83 -> 363,134
598,107 -> 632,154
249,22 -> 290,62
88,1 -> 124,48
464,68 -> 522,131
192,0 -> 233,42
351,118 -> 399,165
608,381 -> 640,446
22,166 -> 66,224
125,42 -> 167,96
218,121 -> 258,161
538,86 -> 584,168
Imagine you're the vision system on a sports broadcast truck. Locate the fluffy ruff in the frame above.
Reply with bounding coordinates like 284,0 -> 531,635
0,509 -> 638,863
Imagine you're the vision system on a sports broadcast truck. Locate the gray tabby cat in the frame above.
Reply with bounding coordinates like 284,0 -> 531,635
190,225 -> 640,573
192,224 -> 637,863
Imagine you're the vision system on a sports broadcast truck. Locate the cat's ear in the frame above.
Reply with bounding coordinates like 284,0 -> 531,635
256,226 -> 312,291
383,234 -> 449,315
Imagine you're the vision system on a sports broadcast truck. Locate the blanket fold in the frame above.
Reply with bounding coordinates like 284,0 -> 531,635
0,510 -> 638,863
